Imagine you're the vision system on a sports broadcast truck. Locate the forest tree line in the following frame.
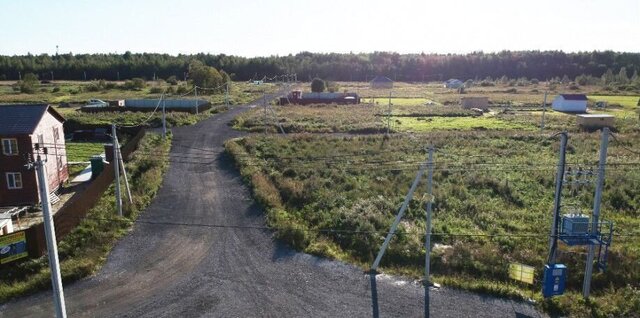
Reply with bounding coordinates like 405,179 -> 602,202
0,51 -> 638,83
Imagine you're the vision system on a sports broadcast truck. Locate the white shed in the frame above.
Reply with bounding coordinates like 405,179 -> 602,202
551,94 -> 588,113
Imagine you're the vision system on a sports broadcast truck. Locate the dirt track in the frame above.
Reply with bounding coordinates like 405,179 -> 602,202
0,96 -> 544,317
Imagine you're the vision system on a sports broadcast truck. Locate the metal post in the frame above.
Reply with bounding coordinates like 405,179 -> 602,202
583,127 -> 609,298
372,155 -> 429,271
541,91 -> 548,131
112,124 -> 122,217
194,86 -> 199,114
424,146 -> 435,318
35,155 -> 67,318
162,98 -> 167,139
547,132 -> 568,265
117,138 -> 133,205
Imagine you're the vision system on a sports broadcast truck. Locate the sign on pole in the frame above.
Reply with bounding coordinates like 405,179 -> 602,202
0,231 -> 28,264
509,263 -> 535,285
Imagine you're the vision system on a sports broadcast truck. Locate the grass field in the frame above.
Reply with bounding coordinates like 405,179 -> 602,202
229,82 -> 640,316
226,132 -> 640,316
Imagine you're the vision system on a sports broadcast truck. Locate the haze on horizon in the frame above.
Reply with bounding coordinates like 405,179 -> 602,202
1,0 -> 638,57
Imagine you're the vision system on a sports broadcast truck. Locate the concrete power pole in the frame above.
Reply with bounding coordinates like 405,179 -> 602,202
423,146 -> 435,318
116,137 -> 133,205
541,91 -> 548,132
112,124 -> 122,217
33,153 -> 67,318
547,132 -> 568,265
263,93 -> 268,134
162,99 -> 167,139
225,82 -> 229,108
194,86 -> 199,114
583,127 -> 609,298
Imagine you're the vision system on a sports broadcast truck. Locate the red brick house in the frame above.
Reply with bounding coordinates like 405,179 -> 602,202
0,104 -> 68,206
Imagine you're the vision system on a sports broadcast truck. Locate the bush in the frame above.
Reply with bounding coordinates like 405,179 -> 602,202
166,75 -> 178,85
311,78 -> 326,92
52,86 -> 61,93
17,73 -> 39,93
149,86 -> 163,94
123,78 -> 146,90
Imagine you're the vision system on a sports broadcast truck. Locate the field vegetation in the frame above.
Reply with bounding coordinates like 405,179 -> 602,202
226,132 -> 640,316
228,81 -> 640,316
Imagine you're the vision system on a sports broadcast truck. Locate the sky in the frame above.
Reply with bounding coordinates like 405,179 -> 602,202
0,0 -> 638,57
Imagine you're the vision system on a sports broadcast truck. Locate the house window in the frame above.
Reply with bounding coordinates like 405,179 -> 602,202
57,156 -> 63,171
37,134 -> 44,147
2,138 -> 18,155
53,127 -> 59,141
6,172 -> 22,189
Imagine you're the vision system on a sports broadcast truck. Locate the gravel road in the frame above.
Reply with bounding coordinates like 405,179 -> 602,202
0,96 -> 545,317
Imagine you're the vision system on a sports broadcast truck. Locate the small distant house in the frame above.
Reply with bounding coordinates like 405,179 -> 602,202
551,94 -> 588,113
0,105 -> 68,207
444,79 -> 463,89
576,114 -> 615,131
461,97 -> 489,110
370,76 -> 393,89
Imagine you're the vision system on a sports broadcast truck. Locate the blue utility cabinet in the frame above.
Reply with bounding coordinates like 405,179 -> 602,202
542,264 -> 567,297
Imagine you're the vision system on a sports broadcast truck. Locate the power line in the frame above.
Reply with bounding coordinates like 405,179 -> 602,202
5,214 -> 640,239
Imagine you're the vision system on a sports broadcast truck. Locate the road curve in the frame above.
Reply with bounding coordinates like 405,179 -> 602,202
1,97 -> 544,317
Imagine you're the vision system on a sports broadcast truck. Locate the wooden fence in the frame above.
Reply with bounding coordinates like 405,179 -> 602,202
24,127 -> 146,257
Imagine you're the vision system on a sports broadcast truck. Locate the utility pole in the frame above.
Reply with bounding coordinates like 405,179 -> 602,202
31,151 -> 67,318
225,82 -> 229,108
116,137 -> 133,205
583,127 -> 609,298
162,98 -> 167,139
112,124 -> 122,217
541,91 -> 548,132
423,146 -> 435,318
117,71 -> 120,81
194,86 -> 199,114
547,132 -> 568,265
372,154 -> 429,271
263,93 -> 268,134
83,71 -> 87,81
387,91 -> 392,135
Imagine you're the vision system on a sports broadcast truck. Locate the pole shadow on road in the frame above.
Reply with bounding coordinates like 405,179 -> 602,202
369,272 -> 380,318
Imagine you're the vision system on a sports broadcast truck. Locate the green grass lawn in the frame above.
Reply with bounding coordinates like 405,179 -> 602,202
66,142 -> 105,162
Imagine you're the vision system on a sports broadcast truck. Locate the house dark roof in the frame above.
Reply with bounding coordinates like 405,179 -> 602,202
560,94 -> 588,101
0,104 -> 64,135
371,76 -> 393,83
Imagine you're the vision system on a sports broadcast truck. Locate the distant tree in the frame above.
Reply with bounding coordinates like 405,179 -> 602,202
17,73 -> 39,93
311,78 -> 326,92
617,67 -> 629,84
189,60 -> 224,93
631,70 -> 638,82
601,68 -> 614,85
